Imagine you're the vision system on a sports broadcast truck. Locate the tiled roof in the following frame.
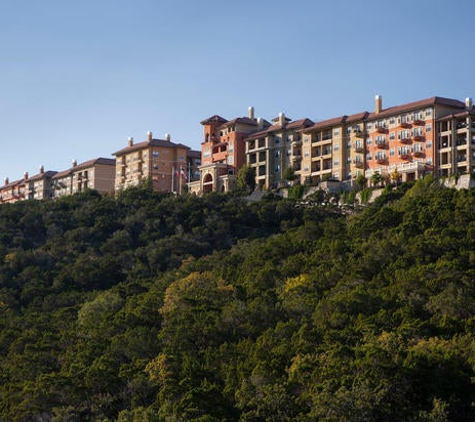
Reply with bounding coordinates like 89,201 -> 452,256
437,109 -> 475,121
28,170 -> 58,182
200,115 -> 228,125
346,111 -> 370,123
219,117 -> 259,128
303,115 -> 348,132
74,158 -> 115,171
113,138 -> 189,156
367,96 -> 465,120
244,118 -> 314,140
51,169 -> 72,179
1,178 -> 23,189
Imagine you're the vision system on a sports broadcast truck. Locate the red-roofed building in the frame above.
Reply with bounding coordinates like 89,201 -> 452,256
189,107 -> 270,194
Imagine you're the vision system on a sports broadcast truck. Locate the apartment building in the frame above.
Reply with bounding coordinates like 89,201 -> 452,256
189,108 -> 270,194
436,98 -> 475,177
51,158 -> 115,198
26,166 -> 57,200
0,175 -> 27,204
297,95 -> 471,187
244,113 -> 313,190
113,132 -> 192,194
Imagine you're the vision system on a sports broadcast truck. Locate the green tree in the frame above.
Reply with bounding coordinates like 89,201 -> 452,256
237,165 -> 256,192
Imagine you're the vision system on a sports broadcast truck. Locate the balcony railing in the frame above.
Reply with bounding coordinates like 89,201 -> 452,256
400,122 -> 412,129
376,141 -> 387,149
413,135 -> 425,142
399,136 -> 411,144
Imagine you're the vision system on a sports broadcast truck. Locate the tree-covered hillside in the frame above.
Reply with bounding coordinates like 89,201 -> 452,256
1,179 -> 475,421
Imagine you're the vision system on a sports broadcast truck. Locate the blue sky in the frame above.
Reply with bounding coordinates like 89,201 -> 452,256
1,0 -> 474,180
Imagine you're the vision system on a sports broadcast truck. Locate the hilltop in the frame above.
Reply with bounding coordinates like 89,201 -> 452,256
1,179 -> 475,420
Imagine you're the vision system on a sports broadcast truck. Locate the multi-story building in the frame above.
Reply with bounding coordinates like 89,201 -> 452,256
113,132 -> 193,194
0,175 -> 27,204
436,98 -> 475,177
26,166 -> 57,200
51,158 -> 115,198
189,108 -> 270,194
297,95 -> 472,187
244,113 -> 313,189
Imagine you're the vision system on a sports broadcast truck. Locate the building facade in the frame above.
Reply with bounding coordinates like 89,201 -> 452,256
244,114 -> 313,190
26,166 -> 58,200
113,132 -> 192,194
296,96 -> 472,188
189,108 -> 270,195
436,98 -> 475,177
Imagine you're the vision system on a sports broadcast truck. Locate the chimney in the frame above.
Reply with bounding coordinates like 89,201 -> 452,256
279,112 -> 286,126
147,131 -> 153,141
4,177 -> 9,185
72,159 -> 77,167
466,97 -> 473,109
39,165 -> 44,174
128,136 -> 134,147
248,106 -> 255,120
165,133 -> 171,142
257,117 -> 264,131
24,172 -> 28,180
375,95 -> 382,114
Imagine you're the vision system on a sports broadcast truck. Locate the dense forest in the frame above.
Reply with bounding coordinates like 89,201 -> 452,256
1,177 -> 475,421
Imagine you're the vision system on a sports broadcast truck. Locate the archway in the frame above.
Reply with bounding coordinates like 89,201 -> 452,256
203,173 -> 213,194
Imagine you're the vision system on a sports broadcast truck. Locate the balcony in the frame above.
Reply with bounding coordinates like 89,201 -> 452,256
400,122 -> 412,129
353,161 -> 364,168
413,135 -> 425,142
413,150 -> 425,157
413,119 -> 425,126
376,126 -> 388,134
291,138 -> 302,147
399,136 -> 411,144
354,144 -> 365,153
399,153 -> 411,160
353,128 -> 365,138
376,141 -> 387,149
291,154 -> 302,162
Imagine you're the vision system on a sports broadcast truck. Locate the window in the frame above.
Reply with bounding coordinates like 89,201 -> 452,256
334,158 -> 339,166
426,124 -> 432,132
426,141 -> 433,148
426,158 -> 433,165
275,164 -> 280,173
334,129 -> 340,136
425,108 -> 432,116
390,132 -> 395,140
390,148 -> 395,156
366,153 -> 372,160
366,137 -> 372,145
334,143 -> 339,151
275,150 -> 280,158
152,151 -> 159,158
274,136 -> 281,144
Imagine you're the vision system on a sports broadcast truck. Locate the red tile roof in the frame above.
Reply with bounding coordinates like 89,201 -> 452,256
113,138 -> 189,156
200,115 -> 228,125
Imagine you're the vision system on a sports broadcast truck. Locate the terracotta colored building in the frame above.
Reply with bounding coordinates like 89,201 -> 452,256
189,108 -> 270,194
0,175 -> 27,204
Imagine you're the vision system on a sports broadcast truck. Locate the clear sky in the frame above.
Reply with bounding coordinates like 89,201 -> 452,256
1,0 -> 474,180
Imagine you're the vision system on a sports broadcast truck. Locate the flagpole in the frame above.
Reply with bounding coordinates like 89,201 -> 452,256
171,167 -> 175,193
